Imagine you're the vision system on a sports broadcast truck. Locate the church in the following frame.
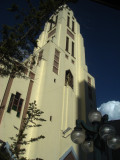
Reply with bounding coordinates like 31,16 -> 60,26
0,5 -> 96,160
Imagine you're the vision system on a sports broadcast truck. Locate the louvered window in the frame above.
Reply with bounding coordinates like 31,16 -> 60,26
53,49 -> 60,75
72,42 -> 74,57
72,21 -> 74,32
66,37 -> 69,52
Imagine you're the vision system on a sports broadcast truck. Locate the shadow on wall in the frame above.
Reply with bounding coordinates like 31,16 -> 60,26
77,81 -> 120,160
77,80 -> 96,160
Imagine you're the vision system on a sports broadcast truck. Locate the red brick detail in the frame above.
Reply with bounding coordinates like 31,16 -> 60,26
0,77 -> 14,124
29,72 -> 35,80
20,79 -> 34,129
48,28 -> 56,38
67,29 -> 74,40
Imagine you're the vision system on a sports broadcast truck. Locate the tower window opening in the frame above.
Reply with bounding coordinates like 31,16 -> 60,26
49,17 -> 53,30
72,41 -> 74,57
66,37 -> 69,52
72,21 -> 74,32
67,16 -> 70,27
65,70 -> 73,89
50,22 -> 52,30
53,49 -> 60,75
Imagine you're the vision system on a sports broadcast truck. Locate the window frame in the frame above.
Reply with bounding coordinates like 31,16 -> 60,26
53,49 -> 60,75
66,37 -> 69,52
7,92 -> 24,118
72,41 -> 74,57
72,21 -> 74,32
67,16 -> 70,27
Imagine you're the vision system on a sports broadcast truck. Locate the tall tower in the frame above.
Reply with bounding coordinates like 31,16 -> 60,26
0,5 -> 96,160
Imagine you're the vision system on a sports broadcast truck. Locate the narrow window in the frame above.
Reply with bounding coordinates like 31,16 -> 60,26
7,94 -> 15,113
50,22 -> 52,30
72,21 -> 74,32
72,42 -> 74,57
66,37 -> 69,52
67,16 -> 70,27
17,99 -> 24,117
55,15 -> 58,25
53,49 -> 60,75
49,17 -> 53,30
12,92 -> 21,111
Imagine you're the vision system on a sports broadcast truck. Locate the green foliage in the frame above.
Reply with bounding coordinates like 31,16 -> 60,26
0,0 -> 77,78
10,101 -> 46,160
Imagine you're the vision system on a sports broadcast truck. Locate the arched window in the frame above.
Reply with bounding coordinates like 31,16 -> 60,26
65,70 -> 73,89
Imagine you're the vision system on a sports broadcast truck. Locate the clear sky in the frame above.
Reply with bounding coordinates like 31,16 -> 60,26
0,0 -> 120,111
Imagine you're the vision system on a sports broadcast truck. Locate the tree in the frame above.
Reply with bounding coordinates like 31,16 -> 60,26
9,101 -> 46,160
0,0 -> 78,78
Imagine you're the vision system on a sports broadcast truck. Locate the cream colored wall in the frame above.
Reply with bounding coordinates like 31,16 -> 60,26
26,11 -> 96,158
0,76 -> 30,144
0,5 -> 96,160
0,77 -> 9,104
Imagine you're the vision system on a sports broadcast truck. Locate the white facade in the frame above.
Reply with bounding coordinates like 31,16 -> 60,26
0,5 -> 96,160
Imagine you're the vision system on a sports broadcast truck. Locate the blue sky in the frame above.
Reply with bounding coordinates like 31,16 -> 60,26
0,0 -> 120,119
69,0 -> 120,107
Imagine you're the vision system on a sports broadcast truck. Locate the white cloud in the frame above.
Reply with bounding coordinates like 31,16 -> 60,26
97,101 -> 120,121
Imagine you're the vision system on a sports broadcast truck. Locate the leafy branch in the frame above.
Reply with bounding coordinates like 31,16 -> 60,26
0,0 -> 78,78
10,101 -> 46,160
